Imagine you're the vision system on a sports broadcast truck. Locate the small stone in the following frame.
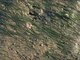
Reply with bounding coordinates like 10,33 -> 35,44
26,22 -> 32,29
39,9 -> 44,15
40,43 -> 44,47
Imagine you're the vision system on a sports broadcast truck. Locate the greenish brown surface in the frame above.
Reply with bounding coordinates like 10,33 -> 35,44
0,0 -> 80,60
